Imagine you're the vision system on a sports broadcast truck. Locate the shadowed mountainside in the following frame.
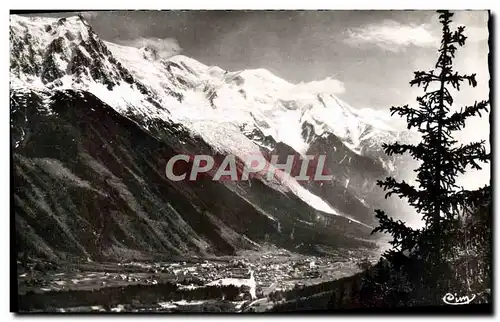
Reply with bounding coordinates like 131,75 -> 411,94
12,89 -> 375,263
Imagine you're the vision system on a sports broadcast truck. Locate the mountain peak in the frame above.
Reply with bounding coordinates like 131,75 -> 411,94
10,14 -> 92,46
10,14 -> 113,85
10,14 -> 407,165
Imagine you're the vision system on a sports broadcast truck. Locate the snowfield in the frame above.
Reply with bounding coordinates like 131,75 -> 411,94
10,13 -> 409,228
207,270 -> 257,299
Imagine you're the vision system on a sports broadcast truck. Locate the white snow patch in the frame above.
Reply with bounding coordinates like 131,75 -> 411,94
207,270 -> 256,299
158,302 -> 178,309
174,300 -> 205,305
176,283 -> 201,290
110,304 -> 125,312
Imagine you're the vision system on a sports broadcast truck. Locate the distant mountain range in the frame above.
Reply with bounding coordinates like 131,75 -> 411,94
11,14 -> 413,262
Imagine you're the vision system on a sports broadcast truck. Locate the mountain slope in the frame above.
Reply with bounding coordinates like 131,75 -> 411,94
12,87 -> 377,262
10,14 -> 374,224
10,14 -> 413,262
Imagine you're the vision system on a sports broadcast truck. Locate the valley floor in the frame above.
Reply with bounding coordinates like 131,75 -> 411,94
16,245 -> 381,312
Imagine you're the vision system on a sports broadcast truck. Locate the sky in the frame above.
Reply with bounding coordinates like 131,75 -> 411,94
31,10 -> 489,111
20,10 -> 491,190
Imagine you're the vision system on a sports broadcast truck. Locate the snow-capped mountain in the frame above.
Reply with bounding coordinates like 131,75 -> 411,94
11,14 -> 406,158
10,14 -> 411,261
107,41 -> 410,162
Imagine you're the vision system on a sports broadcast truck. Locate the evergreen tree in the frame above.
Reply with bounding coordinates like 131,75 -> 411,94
372,10 -> 490,302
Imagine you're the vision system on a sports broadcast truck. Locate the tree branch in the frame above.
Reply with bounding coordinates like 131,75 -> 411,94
444,100 -> 489,130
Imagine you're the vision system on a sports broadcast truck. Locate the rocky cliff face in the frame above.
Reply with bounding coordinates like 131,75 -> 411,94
10,14 -> 412,262
12,88 -> 375,262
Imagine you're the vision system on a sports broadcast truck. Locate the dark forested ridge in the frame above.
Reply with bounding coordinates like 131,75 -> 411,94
12,89 -> 375,263
10,9 -> 490,313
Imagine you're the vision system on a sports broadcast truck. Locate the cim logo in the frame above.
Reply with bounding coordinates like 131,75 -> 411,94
442,293 -> 476,305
